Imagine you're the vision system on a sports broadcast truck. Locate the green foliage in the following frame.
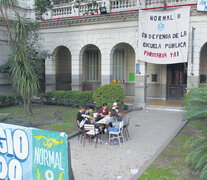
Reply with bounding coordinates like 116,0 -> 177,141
41,91 -> 94,107
0,94 -> 16,107
93,84 -> 125,109
184,87 -> 207,179
0,0 -> 17,9
0,105 -> 78,134
0,20 -> 48,93
10,17 -> 40,99
34,0 -> 99,19
183,88 -> 207,121
26,23 -> 49,93
40,124 -> 76,134
34,0 -> 53,20
139,165 -> 176,180
74,0 -> 99,15
0,0 -> 48,115
188,130 -> 207,180
8,15 -> 42,115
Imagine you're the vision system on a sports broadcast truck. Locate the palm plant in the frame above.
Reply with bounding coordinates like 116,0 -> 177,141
9,15 -> 40,115
188,130 -> 207,179
184,88 -> 207,179
0,0 -> 42,115
184,88 -> 207,121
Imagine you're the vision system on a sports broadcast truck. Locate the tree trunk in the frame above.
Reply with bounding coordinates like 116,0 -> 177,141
23,98 -> 28,115
28,100 -> 33,116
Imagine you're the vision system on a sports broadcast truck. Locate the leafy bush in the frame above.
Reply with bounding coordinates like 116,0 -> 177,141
40,90 -> 94,107
93,84 -> 125,109
184,88 -> 207,121
0,94 -> 16,107
184,87 -> 207,179
16,95 -> 23,105
188,130 -> 207,180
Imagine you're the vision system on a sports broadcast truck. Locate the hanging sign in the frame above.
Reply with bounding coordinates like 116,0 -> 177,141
136,63 -> 140,74
197,0 -> 207,11
0,123 -> 69,180
138,6 -> 190,64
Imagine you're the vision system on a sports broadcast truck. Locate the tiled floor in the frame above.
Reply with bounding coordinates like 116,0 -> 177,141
124,97 -> 184,107
147,99 -> 184,107
124,97 -> 134,104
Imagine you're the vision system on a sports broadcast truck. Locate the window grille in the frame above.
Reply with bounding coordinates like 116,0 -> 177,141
113,49 -> 124,80
86,50 -> 99,82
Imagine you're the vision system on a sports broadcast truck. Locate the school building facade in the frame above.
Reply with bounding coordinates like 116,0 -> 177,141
0,0 -> 207,107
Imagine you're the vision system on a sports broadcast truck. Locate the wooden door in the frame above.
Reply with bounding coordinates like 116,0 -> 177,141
167,63 -> 187,99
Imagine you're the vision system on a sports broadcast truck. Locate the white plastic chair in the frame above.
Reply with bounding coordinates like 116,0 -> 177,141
108,121 -> 124,147
83,124 -> 101,148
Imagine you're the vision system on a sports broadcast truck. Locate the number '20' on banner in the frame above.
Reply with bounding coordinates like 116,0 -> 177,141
0,123 -> 70,180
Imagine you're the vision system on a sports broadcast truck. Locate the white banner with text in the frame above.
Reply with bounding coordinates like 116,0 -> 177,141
138,6 -> 190,64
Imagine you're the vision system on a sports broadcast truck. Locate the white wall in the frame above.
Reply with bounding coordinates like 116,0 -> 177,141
39,20 -> 137,91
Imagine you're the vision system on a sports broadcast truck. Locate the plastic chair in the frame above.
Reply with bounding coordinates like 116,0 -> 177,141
83,124 -> 101,148
108,121 -> 124,147
123,117 -> 131,141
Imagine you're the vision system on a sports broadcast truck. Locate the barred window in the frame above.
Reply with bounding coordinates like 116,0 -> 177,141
113,49 -> 124,80
151,74 -> 157,82
86,50 -> 99,82
200,74 -> 207,84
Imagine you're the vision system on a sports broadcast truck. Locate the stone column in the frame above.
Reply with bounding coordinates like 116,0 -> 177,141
134,61 -> 147,108
101,49 -> 112,86
71,53 -> 82,91
187,42 -> 200,91
45,56 -> 56,92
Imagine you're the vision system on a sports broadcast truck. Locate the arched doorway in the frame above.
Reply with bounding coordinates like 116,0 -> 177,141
54,46 -> 71,90
200,42 -> 207,87
111,43 -> 135,96
81,45 -> 101,91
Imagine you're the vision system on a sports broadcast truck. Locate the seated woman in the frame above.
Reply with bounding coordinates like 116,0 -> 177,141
97,103 -> 111,121
112,106 -> 127,127
107,107 -> 122,132
120,108 -> 127,127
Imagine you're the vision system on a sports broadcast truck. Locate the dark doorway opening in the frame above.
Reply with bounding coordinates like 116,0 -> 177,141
167,63 -> 187,100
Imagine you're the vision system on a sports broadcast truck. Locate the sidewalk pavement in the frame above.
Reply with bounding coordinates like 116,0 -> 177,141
69,108 -> 186,180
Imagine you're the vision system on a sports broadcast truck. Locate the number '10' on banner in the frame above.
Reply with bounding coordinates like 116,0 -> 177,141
0,123 -> 74,180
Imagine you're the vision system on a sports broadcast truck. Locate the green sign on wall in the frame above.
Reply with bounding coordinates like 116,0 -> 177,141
129,72 -> 135,81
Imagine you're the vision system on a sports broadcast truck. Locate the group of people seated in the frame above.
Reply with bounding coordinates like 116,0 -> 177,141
76,102 -> 127,133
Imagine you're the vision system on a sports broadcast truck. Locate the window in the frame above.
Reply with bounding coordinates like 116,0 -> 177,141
200,74 -> 207,83
86,50 -> 99,82
151,74 -> 157,82
113,49 -> 124,80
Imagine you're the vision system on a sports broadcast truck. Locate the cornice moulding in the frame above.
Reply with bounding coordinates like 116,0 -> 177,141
40,11 -> 139,29
40,5 -> 203,29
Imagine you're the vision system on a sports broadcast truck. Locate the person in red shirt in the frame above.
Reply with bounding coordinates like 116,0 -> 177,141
97,103 -> 111,121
